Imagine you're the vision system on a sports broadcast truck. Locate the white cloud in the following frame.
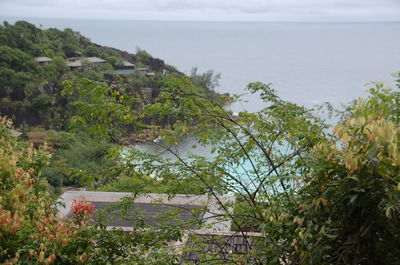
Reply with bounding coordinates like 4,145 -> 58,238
0,0 -> 399,21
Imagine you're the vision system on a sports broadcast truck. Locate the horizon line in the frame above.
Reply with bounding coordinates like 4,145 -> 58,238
1,15 -> 400,24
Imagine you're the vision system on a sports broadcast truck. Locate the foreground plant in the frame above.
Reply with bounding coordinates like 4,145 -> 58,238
129,77 -> 400,264
291,84 -> 400,264
0,116 -> 86,264
0,117 -> 180,264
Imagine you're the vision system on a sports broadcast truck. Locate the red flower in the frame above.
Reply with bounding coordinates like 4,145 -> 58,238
28,168 -> 35,176
71,198 -> 95,217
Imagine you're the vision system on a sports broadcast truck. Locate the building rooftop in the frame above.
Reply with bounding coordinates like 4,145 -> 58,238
122,61 -> 135,67
65,57 -> 106,68
58,191 -> 235,232
182,231 -> 263,264
92,201 -> 202,229
84,57 -> 106,64
57,191 -> 262,263
34,56 -> 52,63
66,60 -> 82,67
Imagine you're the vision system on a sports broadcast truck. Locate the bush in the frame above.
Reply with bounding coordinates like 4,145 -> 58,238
30,95 -> 53,111
0,117 -> 180,264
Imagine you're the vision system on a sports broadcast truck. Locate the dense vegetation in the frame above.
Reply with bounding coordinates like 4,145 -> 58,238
0,117 -> 183,264
0,20 -> 399,264
0,20 -> 182,129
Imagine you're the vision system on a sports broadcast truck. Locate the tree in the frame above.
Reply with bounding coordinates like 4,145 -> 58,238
190,67 -> 220,90
84,45 -> 101,57
62,78 -> 138,142
0,116 -> 182,265
190,67 -> 221,99
128,76 -> 400,264
136,48 -> 151,65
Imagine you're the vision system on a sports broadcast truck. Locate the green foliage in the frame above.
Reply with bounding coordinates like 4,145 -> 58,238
23,130 -> 120,187
84,45 -> 101,57
0,21 -> 43,56
0,20 -> 130,129
347,81 -> 400,123
98,154 -> 209,195
0,45 -> 40,87
41,56 -> 69,83
288,82 -> 400,265
131,74 -> 400,264
7,19 -> 398,264
0,20 -> 208,137
62,78 -> 138,141
136,48 -> 152,65
30,94 -> 53,111
190,67 -> 221,99
0,117 -> 181,264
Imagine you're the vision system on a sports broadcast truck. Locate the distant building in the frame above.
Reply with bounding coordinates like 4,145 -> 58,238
58,191 -> 261,263
137,67 -> 149,74
66,60 -> 83,70
34,56 -> 52,65
84,57 -> 106,66
58,191 -> 234,232
73,51 -> 83,56
65,57 -> 106,70
115,61 -> 136,70
146,72 -> 156,77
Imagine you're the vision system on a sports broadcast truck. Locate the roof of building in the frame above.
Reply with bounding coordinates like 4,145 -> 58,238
182,231 -> 263,264
58,191 -> 235,232
93,201 -> 202,229
57,191 -> 262,263
122,61 -> 135,67
66,60 -> 82,68
34,56 -> 52,63
65,57 -> 106,68
84,57 -> 106,63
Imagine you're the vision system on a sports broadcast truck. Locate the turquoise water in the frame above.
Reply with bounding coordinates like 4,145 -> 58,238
102,69 -> 134,75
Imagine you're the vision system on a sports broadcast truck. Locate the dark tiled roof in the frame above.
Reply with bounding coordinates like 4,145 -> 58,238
93,202 -> 204,229
183,233 -> 262,264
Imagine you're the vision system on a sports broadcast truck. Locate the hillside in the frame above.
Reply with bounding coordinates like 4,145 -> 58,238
0,20 -> 226,190
0,20 -> 204,130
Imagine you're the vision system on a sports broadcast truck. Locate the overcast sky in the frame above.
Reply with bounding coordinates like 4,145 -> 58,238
1,0 -> 399,21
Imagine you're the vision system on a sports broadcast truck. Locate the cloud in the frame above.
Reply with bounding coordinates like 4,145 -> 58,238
152,0 -> 399,12
1,0 -> 399,21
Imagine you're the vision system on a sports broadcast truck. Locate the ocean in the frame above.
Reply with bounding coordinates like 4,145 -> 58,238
2,17 -> 400,113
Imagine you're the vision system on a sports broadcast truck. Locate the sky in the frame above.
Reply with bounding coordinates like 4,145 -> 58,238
0,0 -> 399,21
